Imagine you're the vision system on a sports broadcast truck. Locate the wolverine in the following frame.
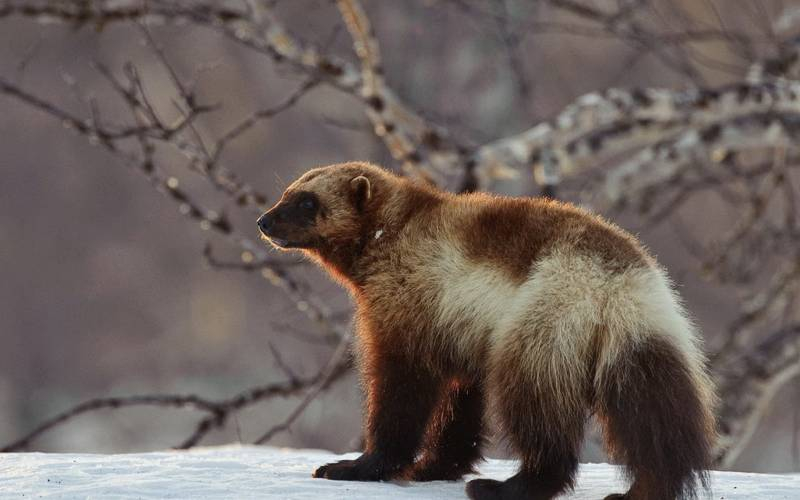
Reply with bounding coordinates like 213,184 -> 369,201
257,161 -> 716,500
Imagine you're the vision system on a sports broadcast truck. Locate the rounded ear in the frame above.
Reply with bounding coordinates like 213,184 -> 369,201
350,175 -> 372,211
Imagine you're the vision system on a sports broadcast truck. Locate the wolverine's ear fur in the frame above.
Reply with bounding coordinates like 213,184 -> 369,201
350,175 -> 372,211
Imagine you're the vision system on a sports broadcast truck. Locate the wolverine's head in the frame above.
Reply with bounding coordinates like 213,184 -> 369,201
257,162 -> 385,253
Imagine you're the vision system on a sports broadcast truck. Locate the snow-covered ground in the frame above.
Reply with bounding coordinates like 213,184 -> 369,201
0,445 -> 798,499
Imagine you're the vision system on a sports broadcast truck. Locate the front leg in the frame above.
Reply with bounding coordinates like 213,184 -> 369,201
313,352 -> 441,481
408,379 -> 485,481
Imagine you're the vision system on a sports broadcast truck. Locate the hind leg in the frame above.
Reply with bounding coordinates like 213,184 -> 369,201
467,332 -> 587,500
408,378 -> 485,481
597,336 -> 714,500
465,389 -> 584,500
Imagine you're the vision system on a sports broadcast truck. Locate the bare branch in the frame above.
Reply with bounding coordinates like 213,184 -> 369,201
0,394 -> 216,452
713,324 -> 800,467
0,66 -> 344,345
253,333 -> 353,445
0,1 -> 249,28
0,352 -> 353,452
202,243 -> 307,272
210,76 -> 319,163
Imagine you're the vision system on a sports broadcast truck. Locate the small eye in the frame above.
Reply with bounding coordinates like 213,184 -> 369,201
299,197 -> 316,210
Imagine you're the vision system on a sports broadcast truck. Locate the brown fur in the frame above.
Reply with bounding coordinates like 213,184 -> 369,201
456,195 -> 651,283
596,335 -> 713,500
257,162 -> 716,499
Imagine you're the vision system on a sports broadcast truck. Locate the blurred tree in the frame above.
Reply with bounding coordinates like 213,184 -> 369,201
0,0 -> 798,471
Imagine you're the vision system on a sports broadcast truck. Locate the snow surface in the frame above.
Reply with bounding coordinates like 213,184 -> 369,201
0,445 -> 798,499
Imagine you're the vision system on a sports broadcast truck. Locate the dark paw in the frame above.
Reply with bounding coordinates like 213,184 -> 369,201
312,455 -> 394,482
313,459 -> 359,480
466,478 -> 505,500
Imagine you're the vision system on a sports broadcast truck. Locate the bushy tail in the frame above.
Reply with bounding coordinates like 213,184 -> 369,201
596,335 -> 716,500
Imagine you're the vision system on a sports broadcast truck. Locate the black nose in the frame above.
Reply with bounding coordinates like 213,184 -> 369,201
257,214 -> 273,234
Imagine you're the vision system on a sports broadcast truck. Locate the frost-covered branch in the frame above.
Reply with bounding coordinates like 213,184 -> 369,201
334,0 -> 468,184
473,81 -> 800,189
